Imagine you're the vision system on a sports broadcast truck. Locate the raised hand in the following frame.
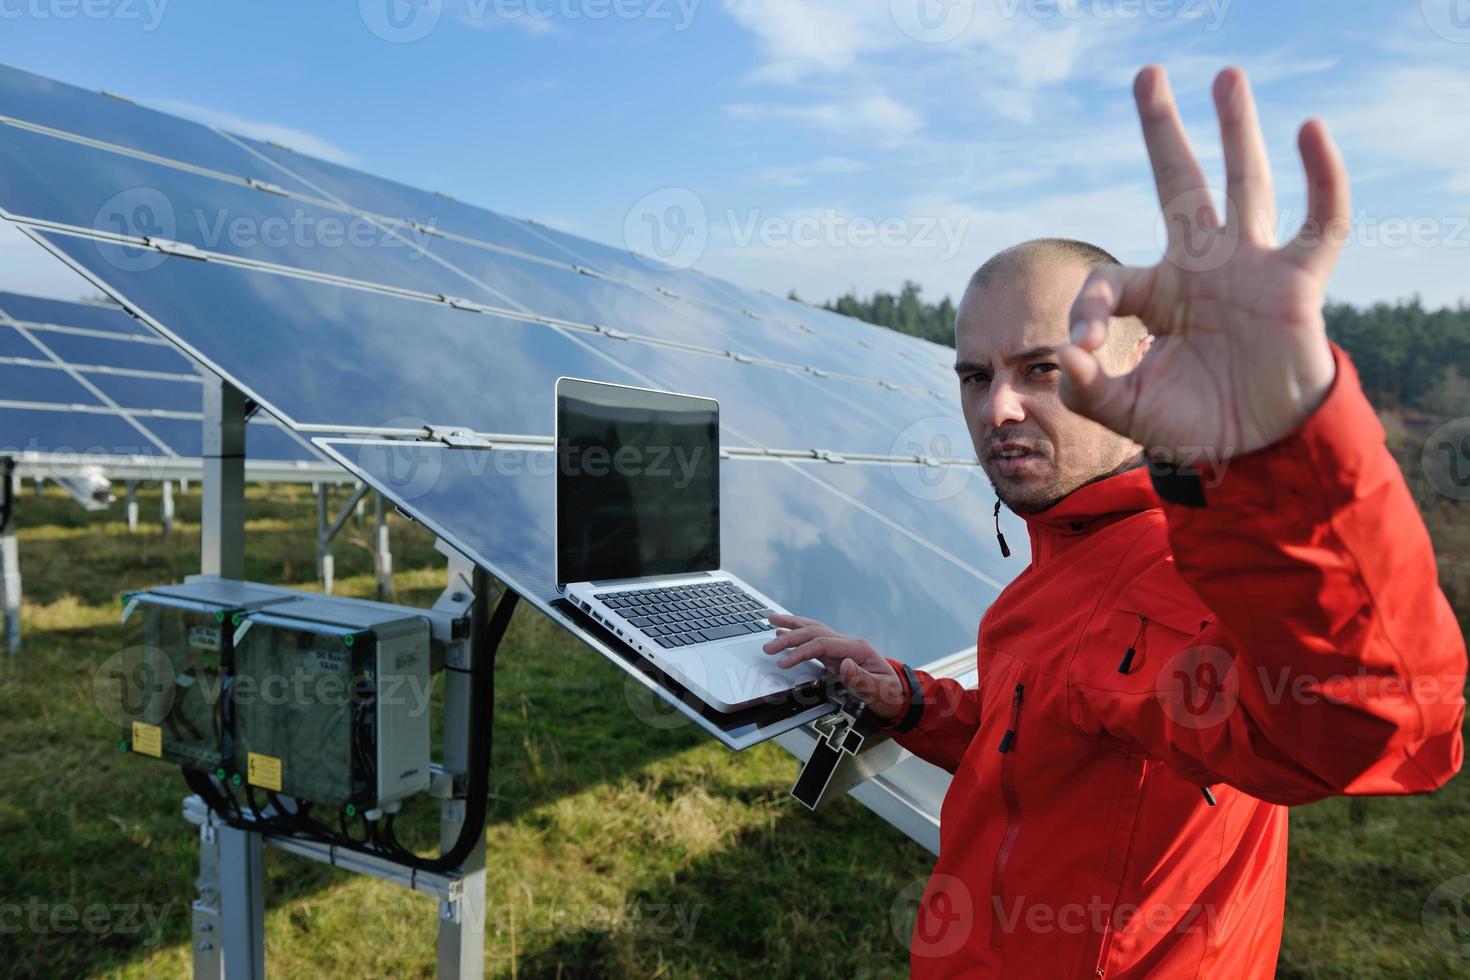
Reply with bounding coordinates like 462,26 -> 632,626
1058,66 -> 1349,460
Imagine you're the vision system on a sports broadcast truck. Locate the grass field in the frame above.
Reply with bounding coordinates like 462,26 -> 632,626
0,476 -> 1467,979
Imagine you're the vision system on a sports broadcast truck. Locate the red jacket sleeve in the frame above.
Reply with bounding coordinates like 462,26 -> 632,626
882,657 -> 982,775
1087,343 -> 1466,804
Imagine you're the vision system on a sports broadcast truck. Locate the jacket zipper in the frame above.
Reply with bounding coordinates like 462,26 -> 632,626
1117,615 -> 1147,674
989,682 -> 1025,952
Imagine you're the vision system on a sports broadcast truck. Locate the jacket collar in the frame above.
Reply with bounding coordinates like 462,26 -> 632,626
1020,461 -> 1159,565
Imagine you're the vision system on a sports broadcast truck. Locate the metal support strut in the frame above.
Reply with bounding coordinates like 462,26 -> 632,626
1,456 -> 19,655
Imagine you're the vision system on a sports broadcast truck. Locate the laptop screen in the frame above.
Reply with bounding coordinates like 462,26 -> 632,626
555,378 -> 720,584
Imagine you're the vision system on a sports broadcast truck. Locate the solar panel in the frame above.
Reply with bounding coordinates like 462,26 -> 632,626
0,119 -> 957,401
0,290 -> 325,466
0,63 -> 1002,678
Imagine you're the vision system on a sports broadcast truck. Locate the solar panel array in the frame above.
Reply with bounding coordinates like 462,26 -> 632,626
0,63 -> 1024,683
0,289 -> 326,466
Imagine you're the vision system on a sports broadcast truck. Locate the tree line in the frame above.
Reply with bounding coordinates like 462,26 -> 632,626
799,282 -> 1470,416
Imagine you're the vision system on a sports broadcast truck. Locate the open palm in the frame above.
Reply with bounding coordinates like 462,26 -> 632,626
1059,66 -> 1348,459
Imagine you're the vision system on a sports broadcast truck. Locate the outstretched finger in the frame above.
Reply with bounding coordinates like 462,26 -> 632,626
1135,66 -> 1217,247
1282,118 -> 1350,279
1214,66 -> 1276,245
767,613 -> 822,631
775,635 -> 851,671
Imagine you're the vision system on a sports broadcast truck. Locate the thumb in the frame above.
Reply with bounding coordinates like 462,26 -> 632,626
1059,329 -> 1141,436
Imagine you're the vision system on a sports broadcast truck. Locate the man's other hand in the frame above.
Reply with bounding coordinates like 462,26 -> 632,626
764,614 -> 905,720
1060,65 -> 1347,459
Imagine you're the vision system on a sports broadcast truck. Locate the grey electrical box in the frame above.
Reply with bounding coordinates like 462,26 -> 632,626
113,580 -> 297,772
231,596 -> 432,808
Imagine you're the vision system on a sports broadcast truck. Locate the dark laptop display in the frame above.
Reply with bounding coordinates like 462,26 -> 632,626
555,379 -> 720,583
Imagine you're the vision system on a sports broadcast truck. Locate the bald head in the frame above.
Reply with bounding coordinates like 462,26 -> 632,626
965,239 -> 1147,364
954,239 -> 1150,512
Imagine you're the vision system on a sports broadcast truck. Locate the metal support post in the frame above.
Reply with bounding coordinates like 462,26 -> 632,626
374,492 -> 393,602
125,479 -> 139,532
162,480 -> 175,538
315,484 -> 333,594
191,821 -> 224,978
202,380 -> 246,580
1,457 -> 18,654
198,378 -> 258,977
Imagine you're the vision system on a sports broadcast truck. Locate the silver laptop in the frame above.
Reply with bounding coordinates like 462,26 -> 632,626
555,377 -> 825,712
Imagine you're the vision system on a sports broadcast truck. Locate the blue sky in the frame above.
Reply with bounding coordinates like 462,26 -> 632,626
1,0 -> 1467,309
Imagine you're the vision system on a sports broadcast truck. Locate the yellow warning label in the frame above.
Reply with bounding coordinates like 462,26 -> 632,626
247,752 -> 283,791
131,722 -> 162,758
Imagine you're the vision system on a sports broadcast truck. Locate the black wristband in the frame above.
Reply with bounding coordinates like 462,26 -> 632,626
892,662 -> 926,733
1149,462 -> 1207,508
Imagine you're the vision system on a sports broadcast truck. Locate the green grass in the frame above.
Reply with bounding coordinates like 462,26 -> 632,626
0,481 -> 1467,978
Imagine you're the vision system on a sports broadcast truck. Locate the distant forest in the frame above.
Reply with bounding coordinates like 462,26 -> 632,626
799,282 -> 1470,416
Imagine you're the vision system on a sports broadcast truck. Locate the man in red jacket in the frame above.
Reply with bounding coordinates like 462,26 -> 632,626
765,65 -> 1467,977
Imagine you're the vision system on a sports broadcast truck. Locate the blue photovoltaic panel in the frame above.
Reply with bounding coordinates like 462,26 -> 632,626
0,406 -> 165,457
0,290 -> 147,336
0,290 -> 322,463
0,122 -> 953,397
0,64 -> 318,195
34,232 -> 969,456
0,361 -> 104,405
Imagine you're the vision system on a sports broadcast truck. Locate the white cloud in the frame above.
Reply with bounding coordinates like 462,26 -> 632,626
727,95 -> 922,147
753,156 -> 869,188
146,99 -> 360,167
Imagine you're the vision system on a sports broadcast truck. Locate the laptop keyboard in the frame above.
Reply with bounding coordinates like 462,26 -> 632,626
594,582 -> 775,648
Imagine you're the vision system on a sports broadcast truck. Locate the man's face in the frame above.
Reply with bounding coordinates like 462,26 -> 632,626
954,259 -> 1143,513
